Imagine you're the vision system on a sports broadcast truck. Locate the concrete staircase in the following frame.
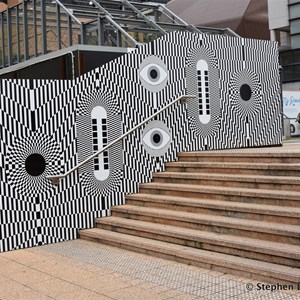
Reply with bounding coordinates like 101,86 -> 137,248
80,150 -> 300,284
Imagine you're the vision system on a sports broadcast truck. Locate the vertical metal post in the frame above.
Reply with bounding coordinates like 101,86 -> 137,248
98,15 -> 105,46
68,16 -> 73,46
80,25 -> 85,45
23,0 -> 29,60
154,10 -> 159,23
16,6 -> 20,63
33,0 -> 38,57
97,15 -> 100,45
120,4 -> 128,48
117,30 -> 122,47
56,4 -> 61,49
7,8 -> 12,66
41,0 -> 47,54
1,13 -> 5,67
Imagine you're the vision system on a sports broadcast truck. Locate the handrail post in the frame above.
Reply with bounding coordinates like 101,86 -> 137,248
46,95 -> 195,184
80,25 -> 86,45
41,0 -> 47,55
7,7 -> 12,66
98,15 -> 104,46
68,16 -> 73,46
16,6 -> 20,63
57,3 -> 62,50
1,12 -> 5,67
33,0 -> 38,57
23,0 -> 29,61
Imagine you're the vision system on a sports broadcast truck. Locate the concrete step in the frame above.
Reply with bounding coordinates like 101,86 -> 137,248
139,182 -> 300,207
165,161 -> 300,176
112,205 -> 300,245
178,151 -> 300,163
125,194 -> 300,225
95,216 -> 300,267
79,228 -> 300,285
153,172 -> 300,191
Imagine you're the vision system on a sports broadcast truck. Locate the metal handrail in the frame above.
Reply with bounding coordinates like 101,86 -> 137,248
123,0 -> 166,35
159,5 -> 239,37
46,95 -> 195,184
104,15 -> 140,47
53,0 -> 83,26
159,5 -> 202,34
90,0 -> 140,47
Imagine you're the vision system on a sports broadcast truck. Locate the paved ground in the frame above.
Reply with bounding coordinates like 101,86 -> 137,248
1,140 -> 300,300
0,240 -> 300,300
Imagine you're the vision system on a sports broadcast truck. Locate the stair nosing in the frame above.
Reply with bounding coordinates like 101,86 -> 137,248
126,193 -> 300,218
95,216 -> 300,259
139,182 -> 300,200
178,151 -> 300,158
165,161 -> 300,170
153,172 -> 300,185
80,228 -> 300,280
112,205 -> 300,237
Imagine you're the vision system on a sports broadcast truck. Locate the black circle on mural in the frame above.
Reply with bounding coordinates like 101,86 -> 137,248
25,153 -> 46,176
150,69 -> 158,80
148,66 -> 160,83
150,131 -> 163,146
153,133 -> 161,144
240,84 -> 252,101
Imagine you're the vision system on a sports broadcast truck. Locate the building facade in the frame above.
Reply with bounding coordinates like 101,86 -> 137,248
268,0 -> 300,135
268,0 -> 300,85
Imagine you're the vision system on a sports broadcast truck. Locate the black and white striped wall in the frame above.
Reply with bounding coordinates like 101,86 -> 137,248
0,31 -> 282,252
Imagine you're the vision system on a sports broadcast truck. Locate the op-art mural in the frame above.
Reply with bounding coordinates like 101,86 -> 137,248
0,32 -> 282,252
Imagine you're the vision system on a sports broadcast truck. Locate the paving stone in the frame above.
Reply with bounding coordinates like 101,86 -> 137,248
1,231 -> 298,300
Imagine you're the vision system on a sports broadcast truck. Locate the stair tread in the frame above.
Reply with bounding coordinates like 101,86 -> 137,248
140,182 -> 300,199
166,161 -> 300,169
113,205 -> 300,236
126,193 -> 300,217
81,149 -> 300,282
96,216 -> 300,258
81,228 -> 300,280
154,171 -> 300,184
178,151 -> 300,157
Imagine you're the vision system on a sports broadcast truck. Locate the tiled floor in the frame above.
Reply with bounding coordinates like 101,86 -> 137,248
0,240 -> 299,300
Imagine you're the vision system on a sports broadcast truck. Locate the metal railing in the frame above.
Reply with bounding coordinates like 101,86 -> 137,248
46,94 -> 195,184
123,0 -> 166,35
0,0 -> 239,69
158,5 -> 202,34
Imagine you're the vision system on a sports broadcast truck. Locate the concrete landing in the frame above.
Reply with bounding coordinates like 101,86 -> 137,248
0,239 -> 299,300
